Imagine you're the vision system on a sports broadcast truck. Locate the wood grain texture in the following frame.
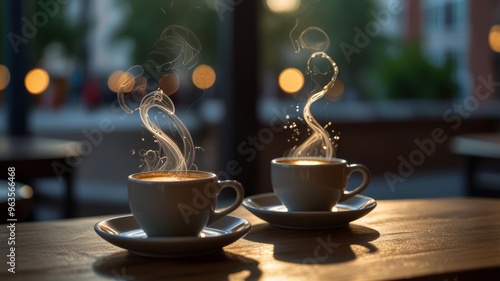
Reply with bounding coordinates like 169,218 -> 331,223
1,198 -> 499,280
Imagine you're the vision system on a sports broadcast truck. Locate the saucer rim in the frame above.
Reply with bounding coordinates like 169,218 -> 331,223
242,193 -> 376,229
243,193 -> 377,214
94,215 -> 251,257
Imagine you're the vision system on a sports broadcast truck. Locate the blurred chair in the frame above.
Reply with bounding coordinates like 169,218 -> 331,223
450,133 -> 500,197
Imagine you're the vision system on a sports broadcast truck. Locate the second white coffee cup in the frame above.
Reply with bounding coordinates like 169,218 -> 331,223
271,157 -> 371,212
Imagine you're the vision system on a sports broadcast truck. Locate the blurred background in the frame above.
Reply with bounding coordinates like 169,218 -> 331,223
1,0 -> 499,221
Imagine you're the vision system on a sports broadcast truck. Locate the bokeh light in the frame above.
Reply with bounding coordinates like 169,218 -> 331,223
19,185 -> 33,199
325,79 -> 345,102
108,70 -> 134,93
265,0 -> 301,13
489,25 -> 500,52
25,68 -> 50,95
279,67 -> 304,94
159,73 -> 180,95
0,65 -> 11,91
192,64 -> 216,90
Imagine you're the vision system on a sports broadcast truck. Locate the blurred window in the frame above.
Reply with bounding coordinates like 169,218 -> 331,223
0,0 -> 498,122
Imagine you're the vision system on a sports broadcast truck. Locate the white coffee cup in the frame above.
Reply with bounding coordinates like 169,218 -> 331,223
128,170 -> 244,237
271,157 -> 371,212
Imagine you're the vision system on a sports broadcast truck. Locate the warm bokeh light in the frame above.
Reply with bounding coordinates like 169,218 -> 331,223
325,79 -> 345,101
25,68 -> 50,95
108,70 -> 134,93
265,0 -> 301,13
19,185 -> 33,199
192,64 -> 216,90
159,73 -> 180,95
279,68 -> 304,94
489,25 -> 500,52
0,64 -> 11,91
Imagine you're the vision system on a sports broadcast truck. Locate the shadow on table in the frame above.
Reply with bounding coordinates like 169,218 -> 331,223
93,250 -> 262,280
245,222 -> 380,264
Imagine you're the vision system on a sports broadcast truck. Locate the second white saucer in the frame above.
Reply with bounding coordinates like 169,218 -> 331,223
242,193 -> 376,230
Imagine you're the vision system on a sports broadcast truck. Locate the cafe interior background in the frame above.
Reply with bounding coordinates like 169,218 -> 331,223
1,0 -> 499,221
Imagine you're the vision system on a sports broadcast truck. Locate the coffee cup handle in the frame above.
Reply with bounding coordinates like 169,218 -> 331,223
340,164 -> 371,202
207,180 -> 245,225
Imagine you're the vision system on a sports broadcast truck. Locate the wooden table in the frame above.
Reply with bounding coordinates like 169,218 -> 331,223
450,133 -> 500,197
1,197 -> 499,280
0,136 -> 82,218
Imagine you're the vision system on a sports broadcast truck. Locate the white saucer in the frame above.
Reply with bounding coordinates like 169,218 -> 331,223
243,193 -> 376,230
94,215 -> 251,258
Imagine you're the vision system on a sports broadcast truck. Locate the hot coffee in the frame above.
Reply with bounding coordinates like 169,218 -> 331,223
275,159 -> 334,165
132,171 -> 209,182
271,157 -> 371,211
128,170 -> 244,237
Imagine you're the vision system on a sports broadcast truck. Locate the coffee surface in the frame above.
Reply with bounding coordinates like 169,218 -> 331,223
133,171 -> 211,182
277,159 -> 336,165
143,176 -> 194,182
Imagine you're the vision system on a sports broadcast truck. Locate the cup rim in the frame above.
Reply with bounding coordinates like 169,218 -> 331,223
128,170 -> 217,183
271,157 -> 347,165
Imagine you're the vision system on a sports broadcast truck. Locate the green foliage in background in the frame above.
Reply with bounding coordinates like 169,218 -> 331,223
0,1 -> 86,68
32,1 -> 87,61
367,42 -> 457,100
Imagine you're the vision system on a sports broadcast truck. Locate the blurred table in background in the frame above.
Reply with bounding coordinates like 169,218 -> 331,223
450,132 -> 500,197
0,136 -> 81,218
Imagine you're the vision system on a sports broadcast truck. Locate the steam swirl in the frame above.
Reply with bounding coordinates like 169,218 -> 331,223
286,52 -> 339,158
116,25 -> 200,171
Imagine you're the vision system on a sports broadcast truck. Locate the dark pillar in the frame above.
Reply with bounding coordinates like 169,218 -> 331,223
5,0 -> 30,136
230,1 -> 259,195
